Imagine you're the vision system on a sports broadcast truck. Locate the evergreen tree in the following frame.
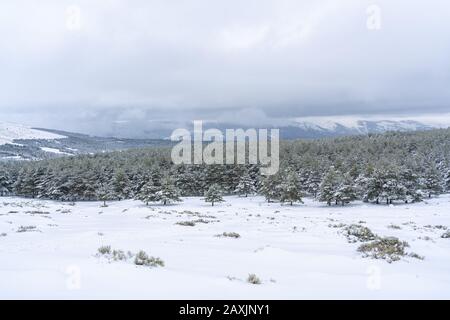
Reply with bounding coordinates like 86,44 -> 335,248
112,170 -> 131,200
204,184 -> 224,206
0,170 -> 11,196
157,176 -> 182,205
445,169 -> 450,192
334,174 -> 358,206
136,179 -> 161,205
319,167 -> 340,206
235,172 -> 256,197
96,183 -> 111,207
399,168 -> 422,203
259,173 -> 281,202
279,170 -> 303,205
422,166 -> 443,198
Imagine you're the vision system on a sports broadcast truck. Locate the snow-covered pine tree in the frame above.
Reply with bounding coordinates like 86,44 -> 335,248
334,173 -> 358,206
0,170 -> 11,196
136,179 -> 161,205
305,171 -> 322,198
399,168 -> 422,203
235,172 -> 256,197
445,169 -> 450,192
96,183 -> 111,207
363,167 -> 390,204
259,173 -> 281,202
318,167 -> 340,206
157,176 -> 182,205
204,184 -> 224,206
279,170 -> 303,206
112,170 -> 131,200
372,167 -> 405,205
422,166 -> 443,198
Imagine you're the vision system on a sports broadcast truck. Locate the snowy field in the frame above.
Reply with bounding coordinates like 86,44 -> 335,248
1,195 -> 450,299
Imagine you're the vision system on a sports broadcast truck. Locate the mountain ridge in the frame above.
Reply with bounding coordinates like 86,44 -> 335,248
0,119 -> 445,160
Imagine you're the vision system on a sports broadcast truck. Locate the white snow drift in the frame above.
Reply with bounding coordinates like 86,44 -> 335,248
0,195 -> 449,299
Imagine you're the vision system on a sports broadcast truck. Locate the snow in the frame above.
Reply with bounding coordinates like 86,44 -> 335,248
293,116 -> 366,131
1,195 -> 450,299
291,116 -> 445,134
0,122 -> 65,146
40,147 -> 72,155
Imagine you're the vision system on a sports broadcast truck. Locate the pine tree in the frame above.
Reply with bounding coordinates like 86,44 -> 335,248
96,183 -> 111,207
157,176 -> 182,205
112,170 -> 131,200
136,179 -> 161,205
235,172 -> 256,197
422,166 -> 443,198
0,170 -> 11,196
399,168 -> 422,203
204,184 -> 224,206
279,170 -> 303,206
445,169 -> 450,192
363,167 -> 402,205
319,167 -> 340,206
334,174 -> 358,206
305,172 -> 322,198
259,173 -> 281,202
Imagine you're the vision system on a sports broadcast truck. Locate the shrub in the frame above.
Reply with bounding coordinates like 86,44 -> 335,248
345,224 -> 377,243
358,237 -> 409,263
216,232 -> 241,239
247,274 -> 262,285
176,221 -> 196,227
112,249 -> 127,261
387,224 -> 401,230
441,231 -> 450,239
17,225 -> 37,233
408,252 -> 425,260
0,232 -> 6,237
98,245 -> 112,255
134,250 -> 165,267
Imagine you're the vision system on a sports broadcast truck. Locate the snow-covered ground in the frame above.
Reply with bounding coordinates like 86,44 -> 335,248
1,195 -> 449,299
0,122 -> 65,146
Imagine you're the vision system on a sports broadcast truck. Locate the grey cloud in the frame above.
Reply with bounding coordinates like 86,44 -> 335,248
0,0 -> 449,135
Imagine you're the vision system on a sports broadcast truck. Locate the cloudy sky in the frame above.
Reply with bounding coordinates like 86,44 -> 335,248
1,0 -> 449,136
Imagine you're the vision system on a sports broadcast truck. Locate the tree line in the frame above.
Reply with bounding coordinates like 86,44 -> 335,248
1,128 -> 450,206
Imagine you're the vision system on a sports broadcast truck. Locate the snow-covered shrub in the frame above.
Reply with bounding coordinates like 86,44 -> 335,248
0,232 -> 6,237
329,223 -> 346,228
216,232 -> 241,239
247,273 -> 262,284
193,219 -> 211,224
247,274 -> 262,285
357,237 -> 409,263
112,249 -> 128,261
441,231 -> 450,239
17,225 -> 37,233
134,250 -> 164,267
387,224 -> 401,230
408,252 -> 425,260
345,224 -> 377,243
176,221 -> 196,227
98,245 -> 111,255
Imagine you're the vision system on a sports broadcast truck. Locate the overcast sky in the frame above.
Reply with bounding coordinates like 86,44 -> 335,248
1,0 -> 449,135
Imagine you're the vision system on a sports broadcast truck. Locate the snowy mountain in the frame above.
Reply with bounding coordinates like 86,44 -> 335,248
127,117 -> 444,141
279,118 -> 437,139
0,118 -> 444,161
0,122 -> 170,161
0,122 -> 65,146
